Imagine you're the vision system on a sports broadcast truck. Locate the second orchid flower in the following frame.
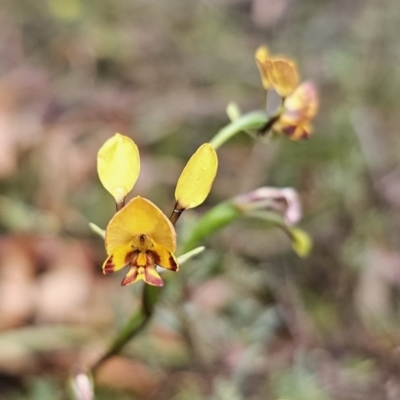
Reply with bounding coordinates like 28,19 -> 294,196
255,45 -> 319,141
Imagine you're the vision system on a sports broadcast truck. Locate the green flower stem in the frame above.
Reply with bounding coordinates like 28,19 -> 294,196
182,202 -> 241,253
209,111 -> 269,150
91,284 -> 160,374
90,247 -> 206,374
182,205 -> 312,258
246,210 -> 312,257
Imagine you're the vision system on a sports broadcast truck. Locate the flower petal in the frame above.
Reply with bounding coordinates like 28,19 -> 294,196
143,267 -> 164,287
175,143 -> 218,210
105,196 -> 176,255
234,187 -> 302,226
273,82 -> 318,141
284,122 -> 313,141
97,133 -> 140,204
268,59 -> 299,97
121,266 -> 139,286
102,242 -> 133,275
121,266 -> 164,287
284,81 -> 319,119
255,45 -> 272,90
150,242 -> 179,271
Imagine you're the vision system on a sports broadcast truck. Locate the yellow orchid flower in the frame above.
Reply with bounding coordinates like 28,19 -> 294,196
97,133 -> 140,208
255,45 -> 299,97
273,81 -> 319,141
97,135 -> 218,286
103,196 -> 178,287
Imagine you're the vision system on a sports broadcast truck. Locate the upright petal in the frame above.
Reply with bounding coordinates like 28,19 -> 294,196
105,196 -> 176,255
97,133 -> 140,204
268,59 -> 299,97
175,143 -> 218,210
255,45 -> 272,90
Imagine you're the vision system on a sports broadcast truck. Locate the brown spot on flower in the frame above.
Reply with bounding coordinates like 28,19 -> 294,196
104,256 -> 115,275
168,256 -> 178,271
283,125 -> 296,137
138,235 -> 146,245
124,250 -> 137,264
300,129 -> 311,140
147,250 -> 160,265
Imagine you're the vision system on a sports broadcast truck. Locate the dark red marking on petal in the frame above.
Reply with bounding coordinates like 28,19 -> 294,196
124,250 -> 137,264
300,129 -> 310,140
104,256 -> 115,275
283,125 -> 297,137
147,250 -> 160,265
168,256 -> 178,271
146,250 -> 178,271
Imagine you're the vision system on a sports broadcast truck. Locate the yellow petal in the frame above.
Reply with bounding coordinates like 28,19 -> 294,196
97,133 -> 140,204
102,242 -> 133,274
151,242 -> 179,271
135,251 -> 149,267
175,143 -> 218,209
290,122 -> 313,141
255,45 -> 272,90
255,45 -> 270,61
268,59 -> 299,97
105,196 -> 176,255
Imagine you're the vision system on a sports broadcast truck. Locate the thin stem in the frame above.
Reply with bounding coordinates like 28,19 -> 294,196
116,198 -> 125,212
91,284 -> 161,374
209,111 -> 269,150
169,201 -> 185,225
264,90 -> 269,111
90,247 -> 205,375
257,113 -> 281,136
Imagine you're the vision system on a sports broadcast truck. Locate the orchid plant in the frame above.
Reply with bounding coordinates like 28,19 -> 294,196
75,45 -> 320,398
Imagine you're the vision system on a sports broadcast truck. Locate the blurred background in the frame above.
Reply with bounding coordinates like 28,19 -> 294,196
1,0 -> 400,399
